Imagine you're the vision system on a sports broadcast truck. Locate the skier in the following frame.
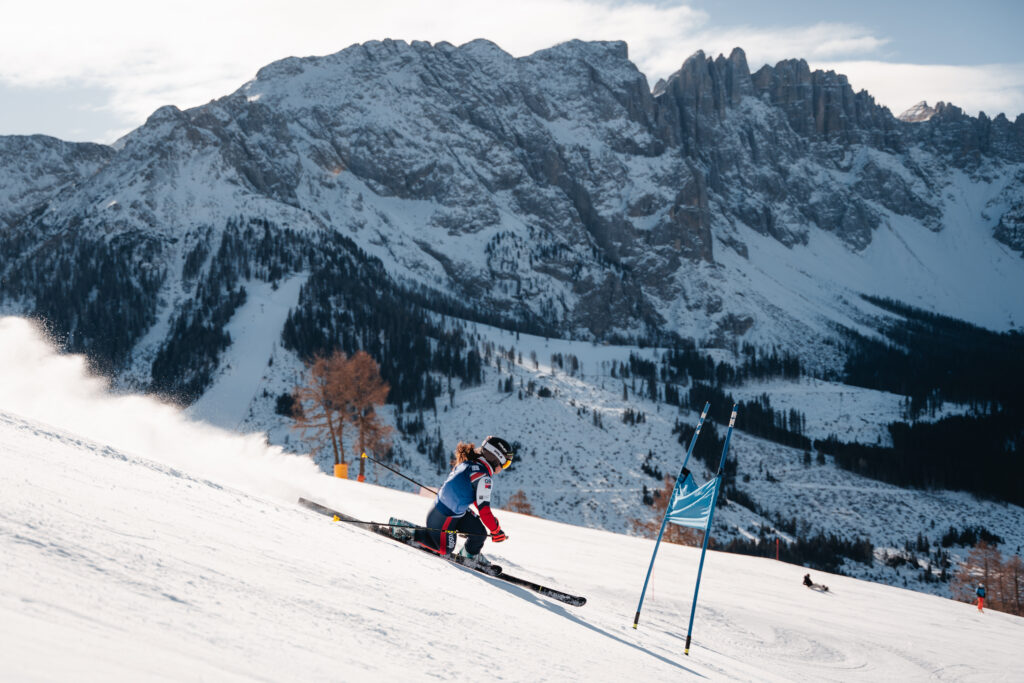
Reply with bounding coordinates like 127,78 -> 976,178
412,436 -> 514,565
977,583 -> 986,612
803,573 -> 829,592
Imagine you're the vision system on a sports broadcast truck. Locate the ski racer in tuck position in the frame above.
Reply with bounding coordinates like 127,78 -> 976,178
412,436 -> 514,565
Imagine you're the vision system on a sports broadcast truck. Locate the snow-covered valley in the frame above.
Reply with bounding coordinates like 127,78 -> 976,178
1,317 -> 1021,681
179,303 -> 1019,595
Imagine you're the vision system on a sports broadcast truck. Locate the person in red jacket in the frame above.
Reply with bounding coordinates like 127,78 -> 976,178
413,436 -> 513,564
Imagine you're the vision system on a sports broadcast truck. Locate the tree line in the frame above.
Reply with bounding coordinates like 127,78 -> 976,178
2,230 -> 164,374
631,474 -> 874,574
833,295 -> 1024,505
815,411 -> 1024,506
952,541 -> 1024,616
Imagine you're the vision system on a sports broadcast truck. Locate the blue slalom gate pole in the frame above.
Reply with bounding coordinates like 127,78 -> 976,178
633,401 -> 710,629
684,404 -> 737,655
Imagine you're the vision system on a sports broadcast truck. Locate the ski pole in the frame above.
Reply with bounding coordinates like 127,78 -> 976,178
357,453 -> 497,534
328,516 -> 492,537
361,452 -> 437,495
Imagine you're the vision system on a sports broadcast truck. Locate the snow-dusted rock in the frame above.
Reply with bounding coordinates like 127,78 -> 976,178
898,100 -> 938,123
1,39 -> 1022,378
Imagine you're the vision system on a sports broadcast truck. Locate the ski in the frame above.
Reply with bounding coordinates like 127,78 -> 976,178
298,497 -> 587,607
486,571 -> 587,607
298,497 -> 503,574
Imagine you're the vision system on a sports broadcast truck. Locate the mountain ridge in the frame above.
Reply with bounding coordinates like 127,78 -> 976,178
1,38 -> 1022,375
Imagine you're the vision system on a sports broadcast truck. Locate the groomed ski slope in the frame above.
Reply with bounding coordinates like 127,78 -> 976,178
1,317 -> 1021,681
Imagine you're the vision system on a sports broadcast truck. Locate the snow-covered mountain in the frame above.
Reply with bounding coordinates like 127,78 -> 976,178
2,40 -> 1022,603
2,40 -> 1022,365
1,319 -> 1021,680
0,135 -> 112,231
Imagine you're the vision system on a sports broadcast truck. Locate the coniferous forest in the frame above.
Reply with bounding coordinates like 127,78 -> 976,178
831,296 -> 1024,506
2,230 -> 164,374
149,217 -> 519,407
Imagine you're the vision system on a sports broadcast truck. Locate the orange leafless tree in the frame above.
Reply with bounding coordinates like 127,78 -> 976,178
630,475 -> 703,547
346,350 -> 392,480
1004,554 -> 1024,616
292,351 -> 352,465
952,540 -> 1024,615
507,490 -> 534,515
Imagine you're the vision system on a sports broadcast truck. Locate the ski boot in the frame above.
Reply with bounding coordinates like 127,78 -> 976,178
457,546 -> 491,569
387,517 -> 416,542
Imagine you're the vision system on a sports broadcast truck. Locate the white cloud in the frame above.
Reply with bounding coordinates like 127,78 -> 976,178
1,0 -> 715,138
1,1 -> 1019,142
816,60 -> 1024,120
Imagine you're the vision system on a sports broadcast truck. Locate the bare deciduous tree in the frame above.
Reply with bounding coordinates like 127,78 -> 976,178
292,351 -> 351,466
347,351 -> 392,480
952,541 -> 1024,615
630,475 -> 703,547
507,489 -> 534,515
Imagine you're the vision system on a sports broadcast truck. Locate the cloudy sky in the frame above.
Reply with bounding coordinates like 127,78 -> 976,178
1,0 -> 1021,143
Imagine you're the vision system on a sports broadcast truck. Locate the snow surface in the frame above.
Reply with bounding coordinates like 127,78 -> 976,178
187,275 -> 307,430
1,317 -> 1021,681
729,377 -> 971,446
711,165 -> 1024,348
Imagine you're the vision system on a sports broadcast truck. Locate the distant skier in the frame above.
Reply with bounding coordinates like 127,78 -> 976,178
803,573 -> 829,592
412,436 -> 514,565
976,583 -> 986,612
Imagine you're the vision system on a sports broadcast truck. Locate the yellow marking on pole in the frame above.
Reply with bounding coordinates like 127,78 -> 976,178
333,515 -> 340,522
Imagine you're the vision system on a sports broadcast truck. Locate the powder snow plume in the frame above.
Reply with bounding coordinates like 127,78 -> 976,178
0,316 -> 331,503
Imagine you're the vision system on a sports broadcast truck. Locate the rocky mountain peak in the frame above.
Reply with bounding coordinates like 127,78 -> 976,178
898,100 -> 938,122
751,59 -> 895,142
0,135 -> 114,230
1,39 -> 1022,380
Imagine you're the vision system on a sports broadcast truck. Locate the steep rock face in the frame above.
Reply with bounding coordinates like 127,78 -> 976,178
0,39 -> 1022,391
995,184 -> 1024,255
0,135 -> 113,230
912,103 -> 1024,167
751,59 -> 899,145
656,50 -> 945,251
